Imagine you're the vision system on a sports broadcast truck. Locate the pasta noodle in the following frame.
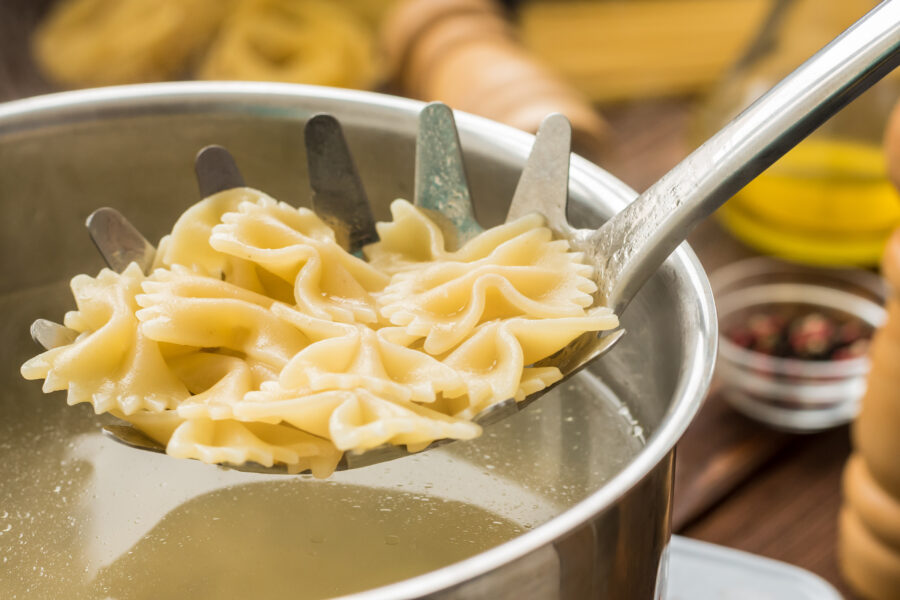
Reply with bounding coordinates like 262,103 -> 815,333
21,187 -> 618,477
33,0 -> 232,87
33,0 -> 385,90
196,0 -> 380,89
367,199 -> 604,354
208,194 -> 388,323
20,263 -> 190,415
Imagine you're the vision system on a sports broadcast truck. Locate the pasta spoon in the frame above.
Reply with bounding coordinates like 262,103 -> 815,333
334,0 -> 899,457
407,0 -> 900,427
28,110 -> 594,473
31,0 -> 900,474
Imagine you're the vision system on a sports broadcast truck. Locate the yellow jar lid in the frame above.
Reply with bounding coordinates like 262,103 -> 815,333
718,138 -> 900,266
717,200 -> 893,267
733,139 -> 900,234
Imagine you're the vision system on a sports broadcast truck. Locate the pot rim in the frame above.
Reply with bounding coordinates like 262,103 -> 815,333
0,82 -> 717,599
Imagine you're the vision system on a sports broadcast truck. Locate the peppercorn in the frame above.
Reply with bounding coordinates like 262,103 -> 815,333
725,305 -> 872,363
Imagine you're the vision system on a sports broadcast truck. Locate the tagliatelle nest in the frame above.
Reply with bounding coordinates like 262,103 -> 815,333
32,0 -> 386,90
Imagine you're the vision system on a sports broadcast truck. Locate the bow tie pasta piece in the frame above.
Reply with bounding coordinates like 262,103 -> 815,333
125,410 -> 342,478
153,188 -> 294,301
235,385 -> 337,440
236,387 -> 480,454
212,193 -> 337,276
21,263 -> 189,415
210,192 -> 388,324
166,351 -> 274,420
272,305 -> 466,404
196,0 -> 379,90
136,269 -> 309,371
330,389 -> 480,453
364,199 -> 448,271
154,187 -> 249,273
169,419 -> 342,477
442,314 -> 618,418
365,199 -> 547,273
373,203 -> 601,355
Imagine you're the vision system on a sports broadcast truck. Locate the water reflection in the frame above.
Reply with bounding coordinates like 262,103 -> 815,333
89,481 -> 525,600
1,282 -> 643,600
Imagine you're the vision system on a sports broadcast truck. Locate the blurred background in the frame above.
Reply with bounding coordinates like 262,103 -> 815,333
1,1 -> 899,598
3,0 -> 898,267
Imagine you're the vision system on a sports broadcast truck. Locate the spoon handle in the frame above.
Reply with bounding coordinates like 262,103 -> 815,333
588,0 -> 900,313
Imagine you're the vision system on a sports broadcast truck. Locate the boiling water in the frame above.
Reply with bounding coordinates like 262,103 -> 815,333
0,282 -> 644,599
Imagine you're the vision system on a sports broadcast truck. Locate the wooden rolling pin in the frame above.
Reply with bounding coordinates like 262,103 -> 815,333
839,108 -> 900,597
380,0 -> 607,157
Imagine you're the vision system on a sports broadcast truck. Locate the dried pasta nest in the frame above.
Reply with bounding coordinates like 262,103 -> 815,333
33,0 -> 231,87
33,0 -> 384,90
198,0 -> 380,89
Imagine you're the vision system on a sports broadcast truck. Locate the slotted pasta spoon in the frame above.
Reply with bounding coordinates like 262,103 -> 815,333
31,0 -> 900,473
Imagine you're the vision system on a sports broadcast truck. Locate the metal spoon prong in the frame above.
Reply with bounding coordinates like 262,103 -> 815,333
507,112 -> 572,235
195,144 -> 245,197
86,207 -> 156,274
415,102 -> 482,246
32,210 -> 157,350
305,114 -> 379,254
30,319 -> 78,350
30,216 -> 150,349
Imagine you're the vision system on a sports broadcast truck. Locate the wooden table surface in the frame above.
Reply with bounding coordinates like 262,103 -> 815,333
0,3 -> 862,597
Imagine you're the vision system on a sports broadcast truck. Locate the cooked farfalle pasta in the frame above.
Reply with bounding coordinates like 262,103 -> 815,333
442,315 -> 617,417
22,188 -> 618,477
367,199 -> 604,354
20,263 -> 190,415
208,194 -> 388,323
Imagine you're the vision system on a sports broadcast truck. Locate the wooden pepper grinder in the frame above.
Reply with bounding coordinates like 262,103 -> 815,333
380,0 -> 607,158
839,109 -> 900,597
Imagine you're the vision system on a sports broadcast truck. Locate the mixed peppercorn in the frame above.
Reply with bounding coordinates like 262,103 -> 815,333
725,306 -> 871,360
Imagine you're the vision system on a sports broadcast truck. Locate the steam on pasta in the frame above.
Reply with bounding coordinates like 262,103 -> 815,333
21,188 -> 618,477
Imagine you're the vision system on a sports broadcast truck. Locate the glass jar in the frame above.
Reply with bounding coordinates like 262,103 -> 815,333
711,257 -> 887,431
699,0 -> 900,267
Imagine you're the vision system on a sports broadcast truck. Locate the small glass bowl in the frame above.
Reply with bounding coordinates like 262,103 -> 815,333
710,257 -> 887,432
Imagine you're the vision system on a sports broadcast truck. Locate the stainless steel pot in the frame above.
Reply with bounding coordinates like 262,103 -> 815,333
0,83 -> 716,599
